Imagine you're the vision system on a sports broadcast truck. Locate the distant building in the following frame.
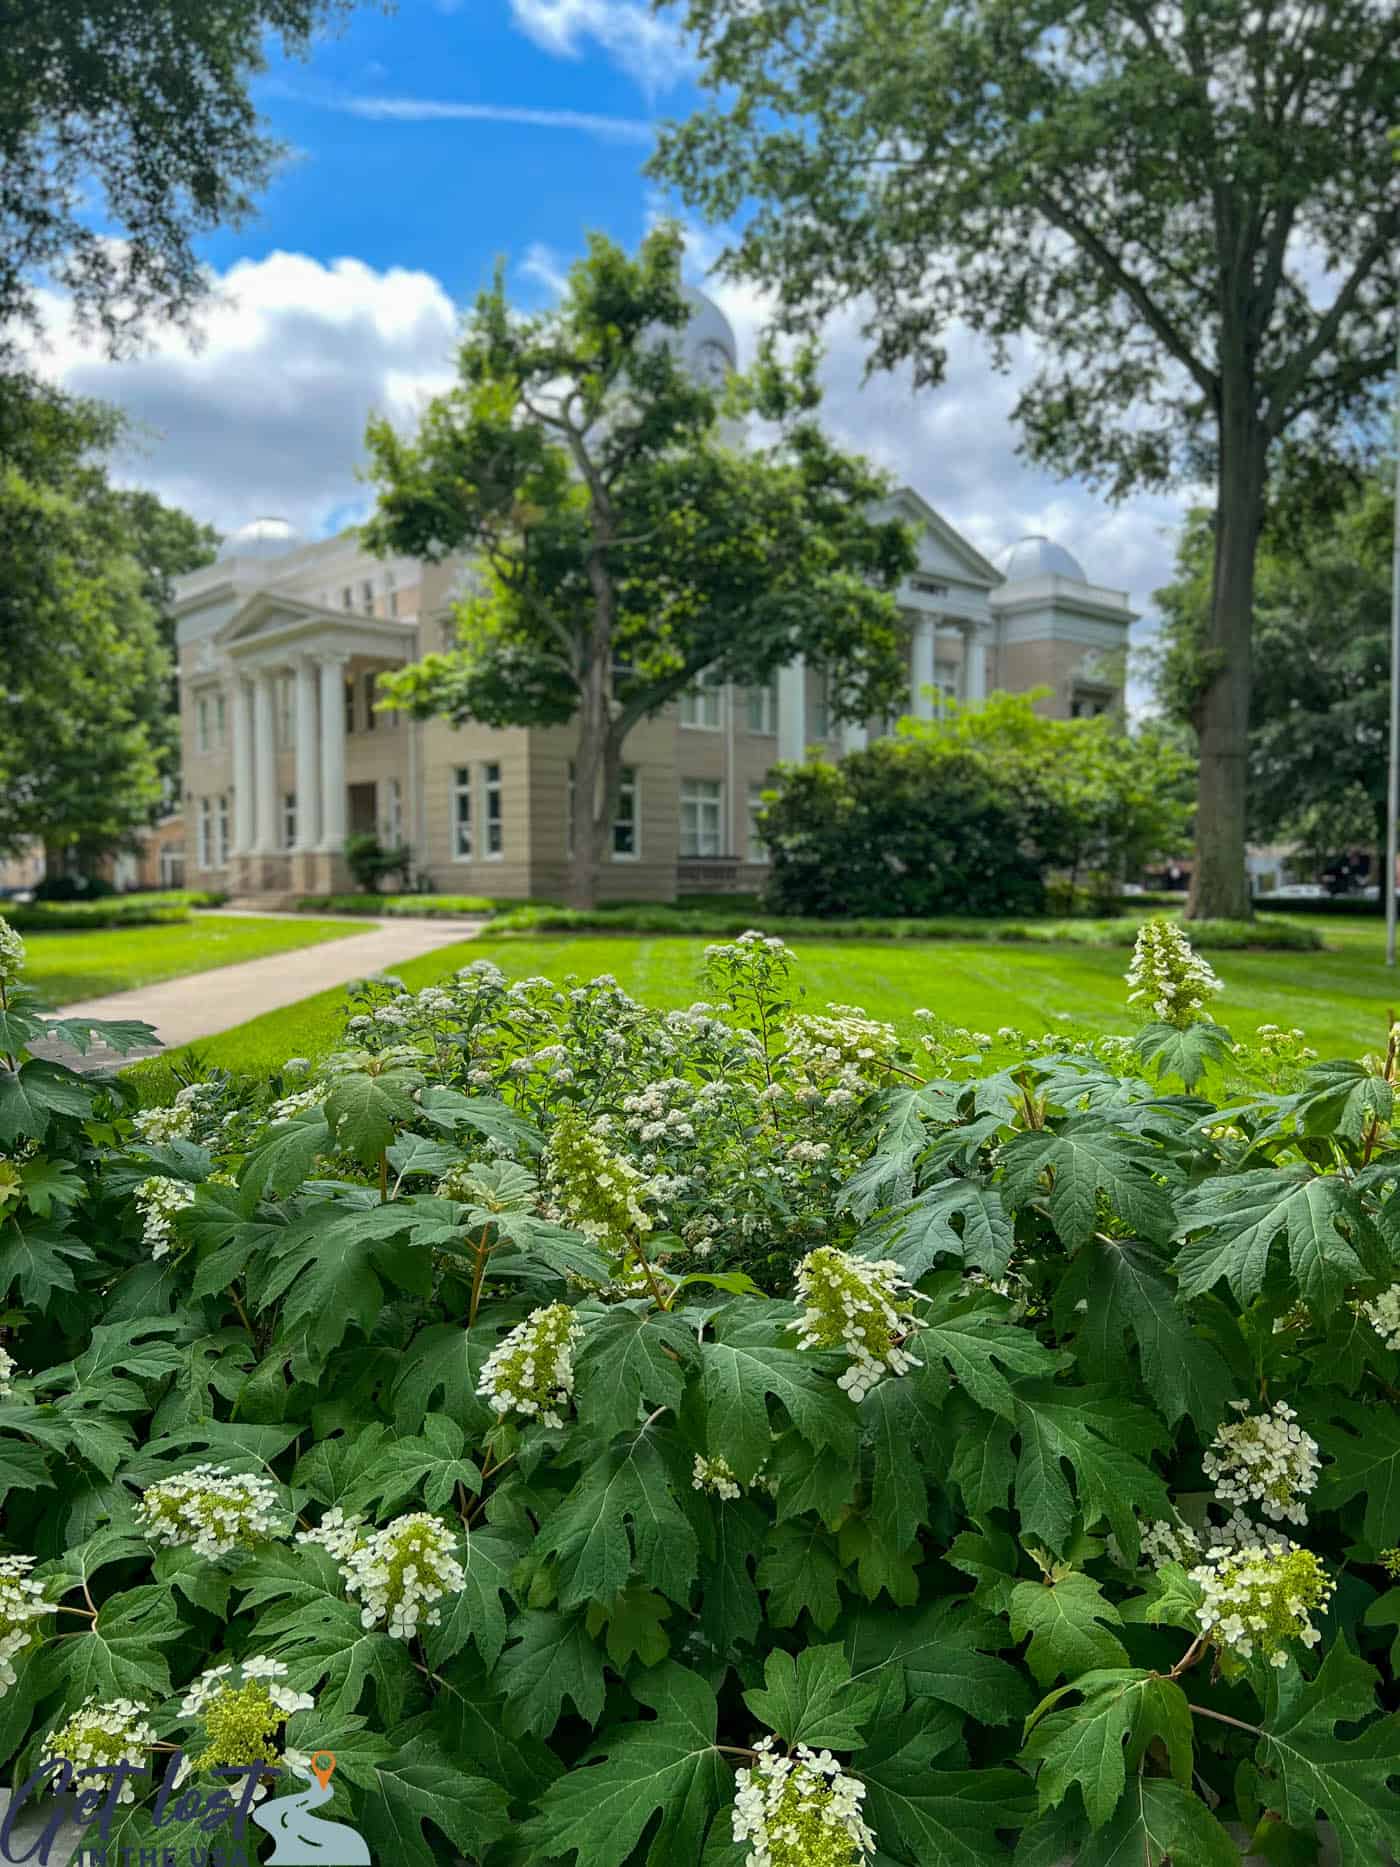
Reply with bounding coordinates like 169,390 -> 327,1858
171,290 -> 1135,903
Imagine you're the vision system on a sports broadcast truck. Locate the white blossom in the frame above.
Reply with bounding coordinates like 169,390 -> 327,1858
791,1247 -> 922,1403
133,1175 -> 196,1258
1189,1541 -> 1334,1667
1202,1400 -> 1321,1526
1359,1284 -> 1400,1351
0,1555 -> 57,1690
0,1344 -> 14,1397
181,1655 -> 313,1722
341,1512 -> 465,1640
1125,917 -> 1224,1028
296,1506 -> 368,1561
136,1464 -> 284,1558
44,1699 -> 155,1800
692,1454 -> 743,1500
477,1302 -> 583,1428
0,921 -> 25,988
732,1736 -> 877,1867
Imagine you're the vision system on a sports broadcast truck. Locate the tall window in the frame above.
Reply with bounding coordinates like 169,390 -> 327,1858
680,671 -> 722,730
214,692 -> 227,748
341,586 -> 354,611
934,659 -> 958,708
360,579 -> 375,615
216,794 -> 231,866
283,793 -> 297,849
680,779 -> 724,858
384,570 -> 398,618
482,761 -> 503,857
746,682 -> 778,734
363,670 -> 377,732
746,784 -> 770,863
344,678 -> 356,735
196,798 -> 212,870
384,777 -> 403,845
277,673 -> 295,746
196,697 -> 211,754
453,767 -> 472,859
613,767 -> 639,859
808,670 -> 830,741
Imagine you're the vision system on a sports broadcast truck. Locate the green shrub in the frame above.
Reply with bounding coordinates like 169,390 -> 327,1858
0,916 -> 1395,1866
295,893 -> 503,917
2,900 -> 191,931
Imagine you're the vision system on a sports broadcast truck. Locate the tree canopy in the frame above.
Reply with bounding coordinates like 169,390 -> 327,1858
651,0 -> 1400,920
363,225 -> 917,906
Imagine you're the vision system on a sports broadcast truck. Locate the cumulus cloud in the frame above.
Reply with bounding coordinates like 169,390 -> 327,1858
507,0 -> 693,95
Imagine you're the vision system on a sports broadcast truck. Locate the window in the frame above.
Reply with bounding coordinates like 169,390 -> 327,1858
453,767 -> 472,859
277,673 -> 295,747
384,571 -> 398,619
283,792 -> 297,849
439,618 -> 457,651
360,579 -> 375,616
384,777 -> 403,846
216,794 -> 231,866
196,696 -> 210,754
341,586 -> 354,611
680,779 -> 724,858
196,798 -> 212,870
680,671 -> 722,730
934,659 -> 959,708
344,678 -> 356,735
808,670 -> 830,741
746,784 -> 770,863
1071,689 -> 1112,719
746,682 -> 778,734
483,761 -> 503,857
363,670 -> 377,732
613,767 -> 639,859
215,692 -> 227,748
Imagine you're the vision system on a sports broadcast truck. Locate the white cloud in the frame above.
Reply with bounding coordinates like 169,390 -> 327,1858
507,0 -> 692,95
330,92 -> 654,142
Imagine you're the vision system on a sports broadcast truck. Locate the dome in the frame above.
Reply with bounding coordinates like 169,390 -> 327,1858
642,281 -> 739,382
994,534 -> 1088,583
217,516 -> 305,563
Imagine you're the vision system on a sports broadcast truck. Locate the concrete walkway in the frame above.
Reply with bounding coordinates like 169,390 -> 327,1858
38,916 -> 485,1070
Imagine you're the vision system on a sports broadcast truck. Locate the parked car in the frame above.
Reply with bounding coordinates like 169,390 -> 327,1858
1256,882 -> 1327,900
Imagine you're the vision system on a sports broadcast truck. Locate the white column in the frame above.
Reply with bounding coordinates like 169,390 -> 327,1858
777,657 -> 807,764
318,654 -> 348,851
253,669 -> 279,853
911,617 -> 936,720
230,675 -> 255,854
292,656 -> 321,851
963,625 -> 988,703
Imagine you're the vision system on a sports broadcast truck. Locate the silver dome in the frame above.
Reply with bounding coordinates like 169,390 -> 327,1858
217,516 -> 305,563
994,534 -> 1088,583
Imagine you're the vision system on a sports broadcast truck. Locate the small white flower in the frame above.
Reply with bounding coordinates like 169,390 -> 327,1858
133,1175 -> 196,1259
1359,1284 -> 1400,1352
341,1513 -> 464,1641
1189,1541 -> 1334,1667
732,1735 -> 877,1867
44,1698 -> 155,1801
136,1464 -> 285,1558
790,1247 -> 922,1403
0,1555 -> 58,1690
1125,918 -> 1223,1029
1202,1400 -> 1321,1526
477,1303 -> 583,1428
0,921 -> 26,987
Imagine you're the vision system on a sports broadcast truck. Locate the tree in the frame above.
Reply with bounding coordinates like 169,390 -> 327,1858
362,226 -> 917,907
1153,468 -> 1393,867
0,0 -> 358,358
650,0 -> 1400,920
0,380 -> 175,867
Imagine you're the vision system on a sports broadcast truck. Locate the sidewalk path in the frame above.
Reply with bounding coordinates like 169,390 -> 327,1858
36,916 -> 486,1071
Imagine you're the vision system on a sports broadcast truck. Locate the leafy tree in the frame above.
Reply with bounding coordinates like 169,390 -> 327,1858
0,0 -> 359,358
1153,470 -> 1394,871
362,226 -> 916,907
651,0 -> 1400,920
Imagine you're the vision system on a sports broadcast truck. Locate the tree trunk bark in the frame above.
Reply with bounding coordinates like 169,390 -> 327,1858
1188,396 -> 1267,923
567,518 -> 618,911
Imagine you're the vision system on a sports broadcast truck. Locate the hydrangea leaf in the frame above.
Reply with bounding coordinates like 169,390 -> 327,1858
417,1085 -> 543,1156
44,1583 -> 183,1703
756,1519 -> 844,1630
322,1070 -> 418,1165
0,1432 -> 53,1503
524,1663 -> 728,1867
1311,1397 -> 1400,1546
425,1656 -> 565,1801
423,1525 -> 527,1670
1010,1386 -> 1171,1561
1253,1641 -> 1400,1865
842,1596 -> 1031,1726
1009,1572 -> 1129,1687
536,1426 -> 698,1610
696,1494 -> 765,1650
390,1319 -> 500,1435
573,1302 -> 698,1439
1174,1168 -> 1365,1315
860,1704 -> 1035,1865
0,1060 -> 93,1146
909,1280 -> 1067,1421
697,1303 -> 858,1484
1132,1019 -> 1232,1091
862,1379 -> 932,1546
999,1124 -> 1175,1250
836,1515 -> 922,1606
1023,1668 -> 1192,1828
357,1738 -> 512,1867
239,1109 -> 333,1200
0,1219 -> 93,1307
497,1608 -> 608,1737
742,1643 -> 880,1750
884,1177 -> 1014,1280
1015,1779 -> 1239,1867
1286,1057 -> 1394,1144
585,1585 -> 673,1668
344,1413 -> 483,1516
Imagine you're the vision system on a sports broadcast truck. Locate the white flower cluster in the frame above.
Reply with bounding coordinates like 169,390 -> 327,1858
1125,917 -> 1223,1028
267,1085 -> 327,1124
0,1555 -> 57,1689
1202,1400 -> 1321,1526
787,1006 -> 899,1102
1189,1541 -> 1335,1668
0,920 -> 25,988
131,1082 -> 222,1145
133,1175 -> 196,1259
692,1454 -> 743,1500
136,1464 -> 284,1558
44,1698 -> 155,1800
1359,1284 -> 1400,1351
621,1077 -> 698,1147
341,1512 -> 465,1640
0,1343 -> 14,1397
296,1506 -> 368,1561
181,1655 -> 313,1721
732,1737 -> 877,1867
1138,1518 -> 1203,1569
791,1246 -> 922,1403
478,1302 -> 583,1428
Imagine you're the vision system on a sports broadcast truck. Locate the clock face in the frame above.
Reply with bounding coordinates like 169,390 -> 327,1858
693,339 -> 733,387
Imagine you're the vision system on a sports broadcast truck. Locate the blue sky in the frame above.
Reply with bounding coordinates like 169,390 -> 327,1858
33,0 -> 1189,678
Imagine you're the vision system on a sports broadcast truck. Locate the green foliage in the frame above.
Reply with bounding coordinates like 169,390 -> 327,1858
6,925 -> 1400,1865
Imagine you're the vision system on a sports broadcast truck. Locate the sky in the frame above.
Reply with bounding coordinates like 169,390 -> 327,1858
30,0 -> 1193,688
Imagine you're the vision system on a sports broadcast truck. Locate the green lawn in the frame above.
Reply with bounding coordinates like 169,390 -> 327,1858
21,914 -> 374,1005
137,912 -> 1398,1085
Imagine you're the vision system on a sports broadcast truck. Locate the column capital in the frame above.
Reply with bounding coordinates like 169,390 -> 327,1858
314,648 -> 352,671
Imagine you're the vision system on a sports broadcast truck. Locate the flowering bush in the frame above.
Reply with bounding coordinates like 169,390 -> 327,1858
3,921 -> 1400,1863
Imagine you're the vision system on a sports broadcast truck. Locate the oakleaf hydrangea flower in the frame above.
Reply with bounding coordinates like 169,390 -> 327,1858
1190,1541 -> 1334,1668
133,1175 -> 196,1259
732,1736 -> 877,1867
267,1085 -> 327,1124
791,1247 -> 921,1403
131,1084 -> 222,1146
0,921 -> 25,987
692,1454 -> 743,1500
478,1302 -> 583,1428
0,1344 -> 14,1396
180,1658 -> 314,1773
543,1113 -> 655,1251
1202,1400 -> 1321,1526
1359,1284 -> 1400,1351
0,1555 -> 57,1689
1125,917 -> 1223,1028
296,1506 -> 367,1561
136,1464 -> 284,1558
1138,1518 -> 1204,1569
44,1699 -> 155,1801
341,1512 -> 465,1640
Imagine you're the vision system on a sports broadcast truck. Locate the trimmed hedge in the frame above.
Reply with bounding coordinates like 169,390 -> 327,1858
2,901 -> 191,931
295,893 -> 503,917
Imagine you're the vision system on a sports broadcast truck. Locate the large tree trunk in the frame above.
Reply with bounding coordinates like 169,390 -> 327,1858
1188,396 -> 1267,923
567,525 -> 617,911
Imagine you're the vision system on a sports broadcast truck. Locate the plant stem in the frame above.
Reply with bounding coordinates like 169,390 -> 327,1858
378,1148 -> 389,1204
1167,1635 -> 1207,1681
1187,1703 -> 1263,1739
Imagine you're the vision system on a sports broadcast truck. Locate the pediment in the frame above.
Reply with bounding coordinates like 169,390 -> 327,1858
215,593 -> 331,646
881,488 -> 1003,589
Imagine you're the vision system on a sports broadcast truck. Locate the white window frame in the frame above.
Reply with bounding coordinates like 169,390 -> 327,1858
452,766 -> 473,860
680,670 -> 723,731
746,682 -> 778,735
283,792 -> 297,850
215,691 -> 227,748
363,669 -> 377,733
384,777 -> 403,846
277,673 -> 295,747
216,794 -> 231,866
196,696 -> 210,755
746,784 -> 770,864
196,798 -> 212,870
680,779 -> 724,858
613,766 -> 640,861
482,761 -> 503,859
360,579 -> 375,615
